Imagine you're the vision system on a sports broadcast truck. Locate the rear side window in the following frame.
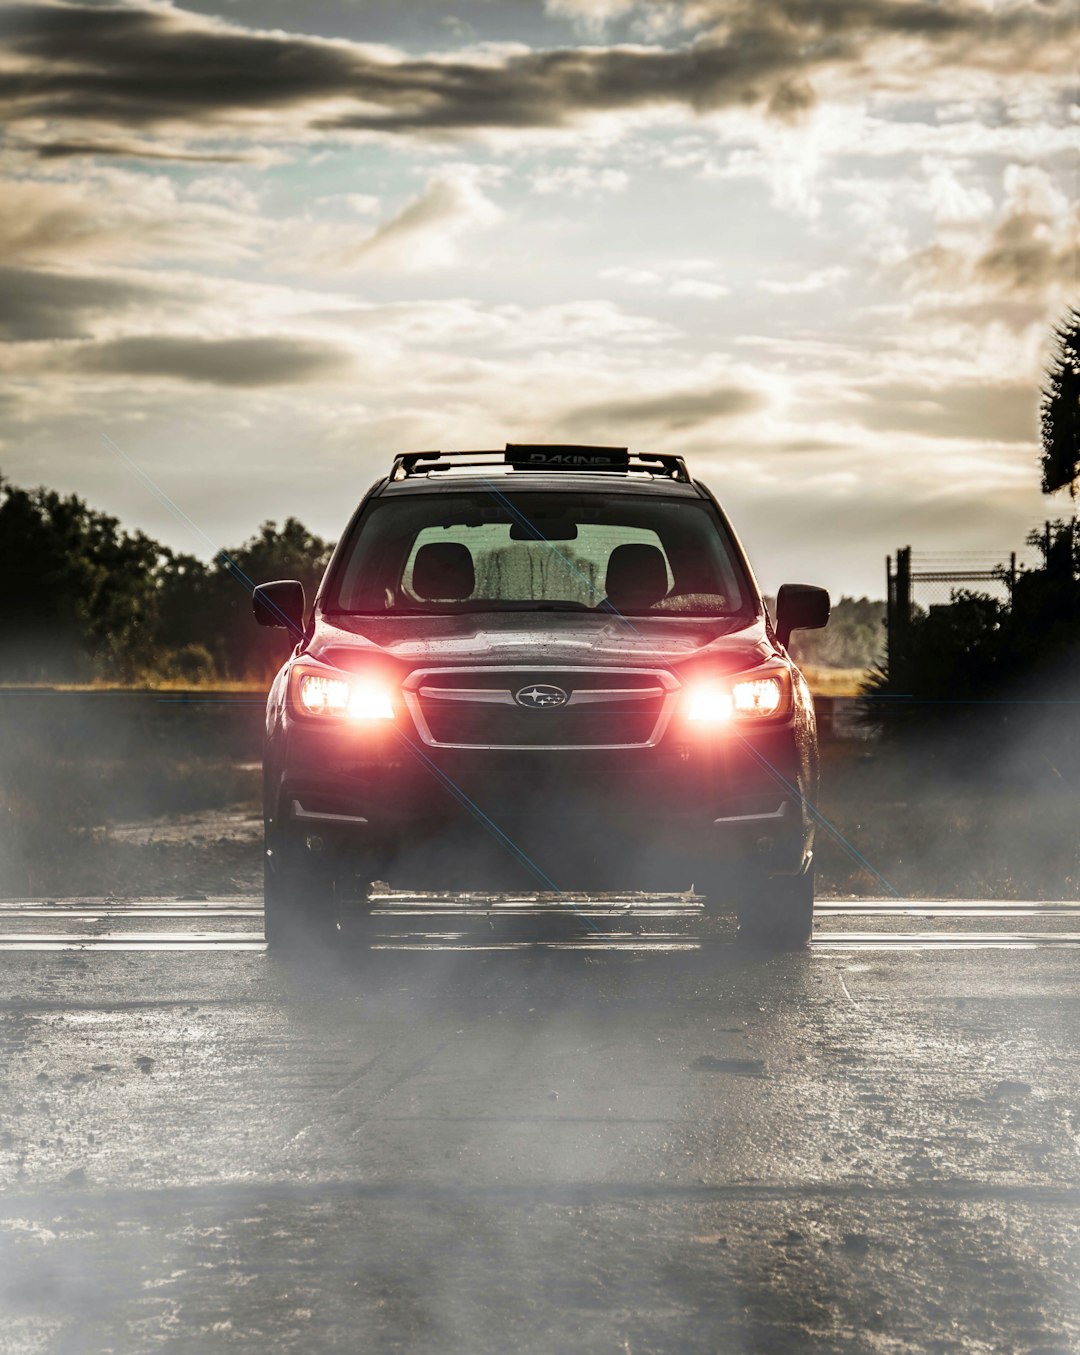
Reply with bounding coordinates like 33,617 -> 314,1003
327,491 -> 750,616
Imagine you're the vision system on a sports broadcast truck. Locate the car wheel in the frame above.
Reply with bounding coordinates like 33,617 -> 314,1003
737,863 -> 814,949
263,853 -> 338,951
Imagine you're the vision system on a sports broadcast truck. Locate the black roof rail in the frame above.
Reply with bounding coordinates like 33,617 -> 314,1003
389,445 -> 691,482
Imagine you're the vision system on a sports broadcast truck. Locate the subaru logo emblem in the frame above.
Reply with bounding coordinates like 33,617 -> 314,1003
515,683 -> 569,709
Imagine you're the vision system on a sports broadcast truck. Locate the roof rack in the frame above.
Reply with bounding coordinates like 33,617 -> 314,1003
390,445 -> 690,482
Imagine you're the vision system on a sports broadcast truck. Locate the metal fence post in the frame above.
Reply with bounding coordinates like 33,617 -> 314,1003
891,546 -> 912,671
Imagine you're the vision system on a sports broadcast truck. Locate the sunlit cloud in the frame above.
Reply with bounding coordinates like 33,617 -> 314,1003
758,267 -> 849,296
0,171 -> 260,265
0,0 -> 1073,599
314,168 -> 504,272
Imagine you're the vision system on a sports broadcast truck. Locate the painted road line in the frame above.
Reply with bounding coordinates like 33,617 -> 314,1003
0,941 -> 267,951
814,932 -> 1080,949
0,930 -> 259,944
816,900 -> 1080,914
0,909 -> 263,919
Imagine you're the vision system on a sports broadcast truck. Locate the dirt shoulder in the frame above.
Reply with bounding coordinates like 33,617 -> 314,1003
4,807 -> 262,899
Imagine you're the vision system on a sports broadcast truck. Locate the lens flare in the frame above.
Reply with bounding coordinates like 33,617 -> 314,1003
347,682 -> 394,721
686,686 -> 734,723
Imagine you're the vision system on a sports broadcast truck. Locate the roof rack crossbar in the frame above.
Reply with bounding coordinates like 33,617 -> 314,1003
390,446 -> 691,482
633,453 -> 691,481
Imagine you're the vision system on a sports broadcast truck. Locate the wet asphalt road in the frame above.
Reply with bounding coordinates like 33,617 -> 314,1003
0,896 -> 1078,1354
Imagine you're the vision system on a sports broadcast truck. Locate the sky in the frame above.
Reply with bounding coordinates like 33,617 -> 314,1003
0,0 -> 1076,599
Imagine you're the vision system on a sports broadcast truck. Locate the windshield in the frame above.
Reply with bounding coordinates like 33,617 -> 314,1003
326,491 -> 751,617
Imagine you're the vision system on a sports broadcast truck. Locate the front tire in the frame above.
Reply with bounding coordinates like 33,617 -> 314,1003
263,853 -> 338,951
737,863 -> 814,949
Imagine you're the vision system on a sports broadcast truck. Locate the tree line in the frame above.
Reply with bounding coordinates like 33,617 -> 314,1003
0,476 -> 331,683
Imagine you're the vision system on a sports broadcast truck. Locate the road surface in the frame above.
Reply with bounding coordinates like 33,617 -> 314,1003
0,894 -> 1078,1353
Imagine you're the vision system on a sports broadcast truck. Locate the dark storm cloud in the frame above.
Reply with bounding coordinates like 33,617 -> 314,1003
31,139 -> 255,162
65,335 -> 355,386
567,385 -> 765,432
0,267 -> 160,339
0,0 -> 1069,151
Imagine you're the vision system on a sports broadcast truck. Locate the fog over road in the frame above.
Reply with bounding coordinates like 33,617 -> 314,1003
1,897 -> 1078,1353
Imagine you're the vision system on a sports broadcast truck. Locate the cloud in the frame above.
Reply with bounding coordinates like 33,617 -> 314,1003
186,175 -> 260,212
544,0 -> 647,34
903,164 -> 1080,301
23,138 -> 260,164
668,278 -> 729,299
0,267 -> 160,340
531,164 -> 629,194
0,173 -> 258,265
0,0 -> 1072,157
975,210 -> 1080,294
758,266 -> 849,295
922,158 -> 994,224
566,384 -> 765,433
849,378 -> 1040,444
324,169 -> 502,271
973,164 -> 1079,293
494,299 -> 678,349
314,192 -> 381,216
601,259 -> 728,296
63,335 -> 356,387
601,265 -> 662,286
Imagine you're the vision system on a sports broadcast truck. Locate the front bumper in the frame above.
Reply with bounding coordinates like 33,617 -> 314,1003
266,712 -> 813,887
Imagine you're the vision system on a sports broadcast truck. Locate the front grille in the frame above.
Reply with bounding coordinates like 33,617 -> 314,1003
403,667 -> 679,749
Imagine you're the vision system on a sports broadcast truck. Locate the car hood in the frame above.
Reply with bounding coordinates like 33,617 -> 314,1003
310,612 -> 776,677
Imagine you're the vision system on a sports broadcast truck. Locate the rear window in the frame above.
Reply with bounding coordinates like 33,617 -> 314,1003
326,491 -> 750,617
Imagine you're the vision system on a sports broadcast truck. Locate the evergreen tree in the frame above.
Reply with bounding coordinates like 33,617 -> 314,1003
1040,306 -> 1080,497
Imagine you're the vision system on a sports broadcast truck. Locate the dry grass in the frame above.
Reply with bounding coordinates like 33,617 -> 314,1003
815,740 -> 1080,900
0,680 -> 265,693
0,750 -> 261,896
802,666 -> 870,698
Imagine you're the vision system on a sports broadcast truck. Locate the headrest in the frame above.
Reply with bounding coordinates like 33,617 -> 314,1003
412,541 -> 475,601
604,542 -> 669,610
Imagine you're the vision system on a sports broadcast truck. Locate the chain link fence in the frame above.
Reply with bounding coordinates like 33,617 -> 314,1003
886,545 -> 1044,661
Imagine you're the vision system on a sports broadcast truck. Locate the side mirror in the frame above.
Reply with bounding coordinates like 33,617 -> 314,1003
252,580 -> 305,634
775,583 -> 830,649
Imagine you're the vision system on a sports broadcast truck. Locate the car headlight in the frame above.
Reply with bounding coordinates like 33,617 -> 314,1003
686,670 -> 789,724
290,665 -> 395,721
732,676 -> 784,716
